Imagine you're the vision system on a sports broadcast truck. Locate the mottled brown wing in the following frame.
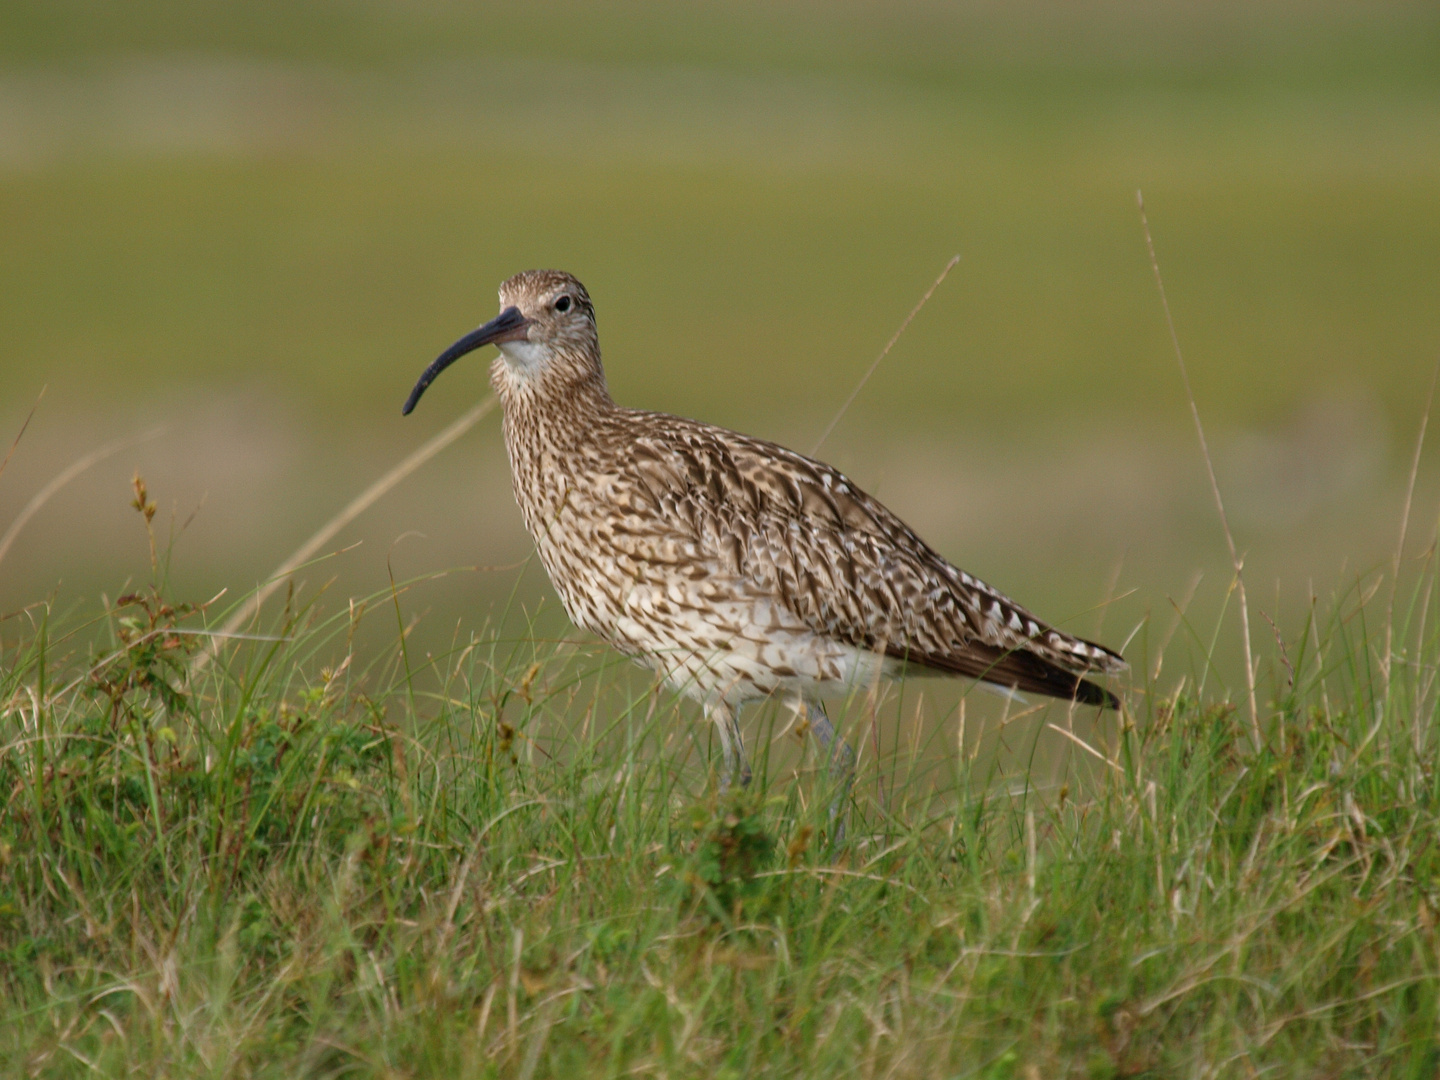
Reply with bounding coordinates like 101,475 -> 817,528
624,414 -> 1124,708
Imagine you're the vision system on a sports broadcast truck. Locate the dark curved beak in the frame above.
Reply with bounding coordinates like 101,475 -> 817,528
402,306 -> 530,415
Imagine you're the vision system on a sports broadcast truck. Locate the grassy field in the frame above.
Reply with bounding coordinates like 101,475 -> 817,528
2,499 -> 1439,1077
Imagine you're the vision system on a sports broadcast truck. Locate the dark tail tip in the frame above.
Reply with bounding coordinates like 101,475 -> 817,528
1072,677 -> 1120,710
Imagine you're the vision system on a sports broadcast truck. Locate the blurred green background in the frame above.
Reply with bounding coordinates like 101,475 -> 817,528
2,0 -> 1438,699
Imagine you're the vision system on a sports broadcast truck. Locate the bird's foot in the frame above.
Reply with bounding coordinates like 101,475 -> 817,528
717,761 -> 752,794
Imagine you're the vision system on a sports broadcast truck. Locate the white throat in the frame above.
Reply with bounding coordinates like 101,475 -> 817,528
496,339 -> 551,379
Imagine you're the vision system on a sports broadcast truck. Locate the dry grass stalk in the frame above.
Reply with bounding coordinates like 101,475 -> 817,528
0,387 -> 44,484
1136,191 -> 1259,749
1381,358 -> 1439,701
810,254 -> 961,456
195,395 -> 498,670
0,427 -> 165,570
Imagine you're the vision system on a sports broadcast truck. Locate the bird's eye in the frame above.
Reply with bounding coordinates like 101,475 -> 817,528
554,296 -> 572,313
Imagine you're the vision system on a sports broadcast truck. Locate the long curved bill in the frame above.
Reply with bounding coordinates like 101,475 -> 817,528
402,306 -> 530,415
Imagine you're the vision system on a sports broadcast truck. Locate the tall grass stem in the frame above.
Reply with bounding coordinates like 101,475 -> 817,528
810,255 -> 960,456
0,427 -> 165,571
196,395 -> 498,671
1382,358 -> 1439,701
0,387 -> 44,484
1137,191 -> 1259,748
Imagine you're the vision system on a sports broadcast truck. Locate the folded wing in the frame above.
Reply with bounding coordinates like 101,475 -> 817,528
624,416 -> 1125,709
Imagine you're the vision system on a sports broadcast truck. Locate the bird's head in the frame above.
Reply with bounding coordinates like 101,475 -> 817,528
402,269 -> 601,415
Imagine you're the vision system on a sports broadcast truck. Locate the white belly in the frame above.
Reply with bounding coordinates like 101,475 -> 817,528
610,585 -> 896,709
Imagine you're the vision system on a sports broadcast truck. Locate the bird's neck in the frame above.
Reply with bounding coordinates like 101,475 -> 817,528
492,351 -> 616,457
494,353 -> 617,547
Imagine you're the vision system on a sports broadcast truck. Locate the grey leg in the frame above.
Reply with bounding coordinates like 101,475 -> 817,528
805,703 -> 854,843
806,704 -> 856,777
709,701 -> 751,792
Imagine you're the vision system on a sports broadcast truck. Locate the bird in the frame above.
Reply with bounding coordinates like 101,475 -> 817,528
402,269 -> 1126,800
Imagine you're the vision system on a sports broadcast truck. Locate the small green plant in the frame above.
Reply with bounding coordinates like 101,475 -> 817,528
675,792 -> 776,923
90,587 -> 198,723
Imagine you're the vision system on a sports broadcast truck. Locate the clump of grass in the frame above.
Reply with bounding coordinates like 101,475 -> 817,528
2,497 -> 1439,1078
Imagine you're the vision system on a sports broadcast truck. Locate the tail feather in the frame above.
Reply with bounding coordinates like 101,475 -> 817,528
890,640 -> 1122,710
